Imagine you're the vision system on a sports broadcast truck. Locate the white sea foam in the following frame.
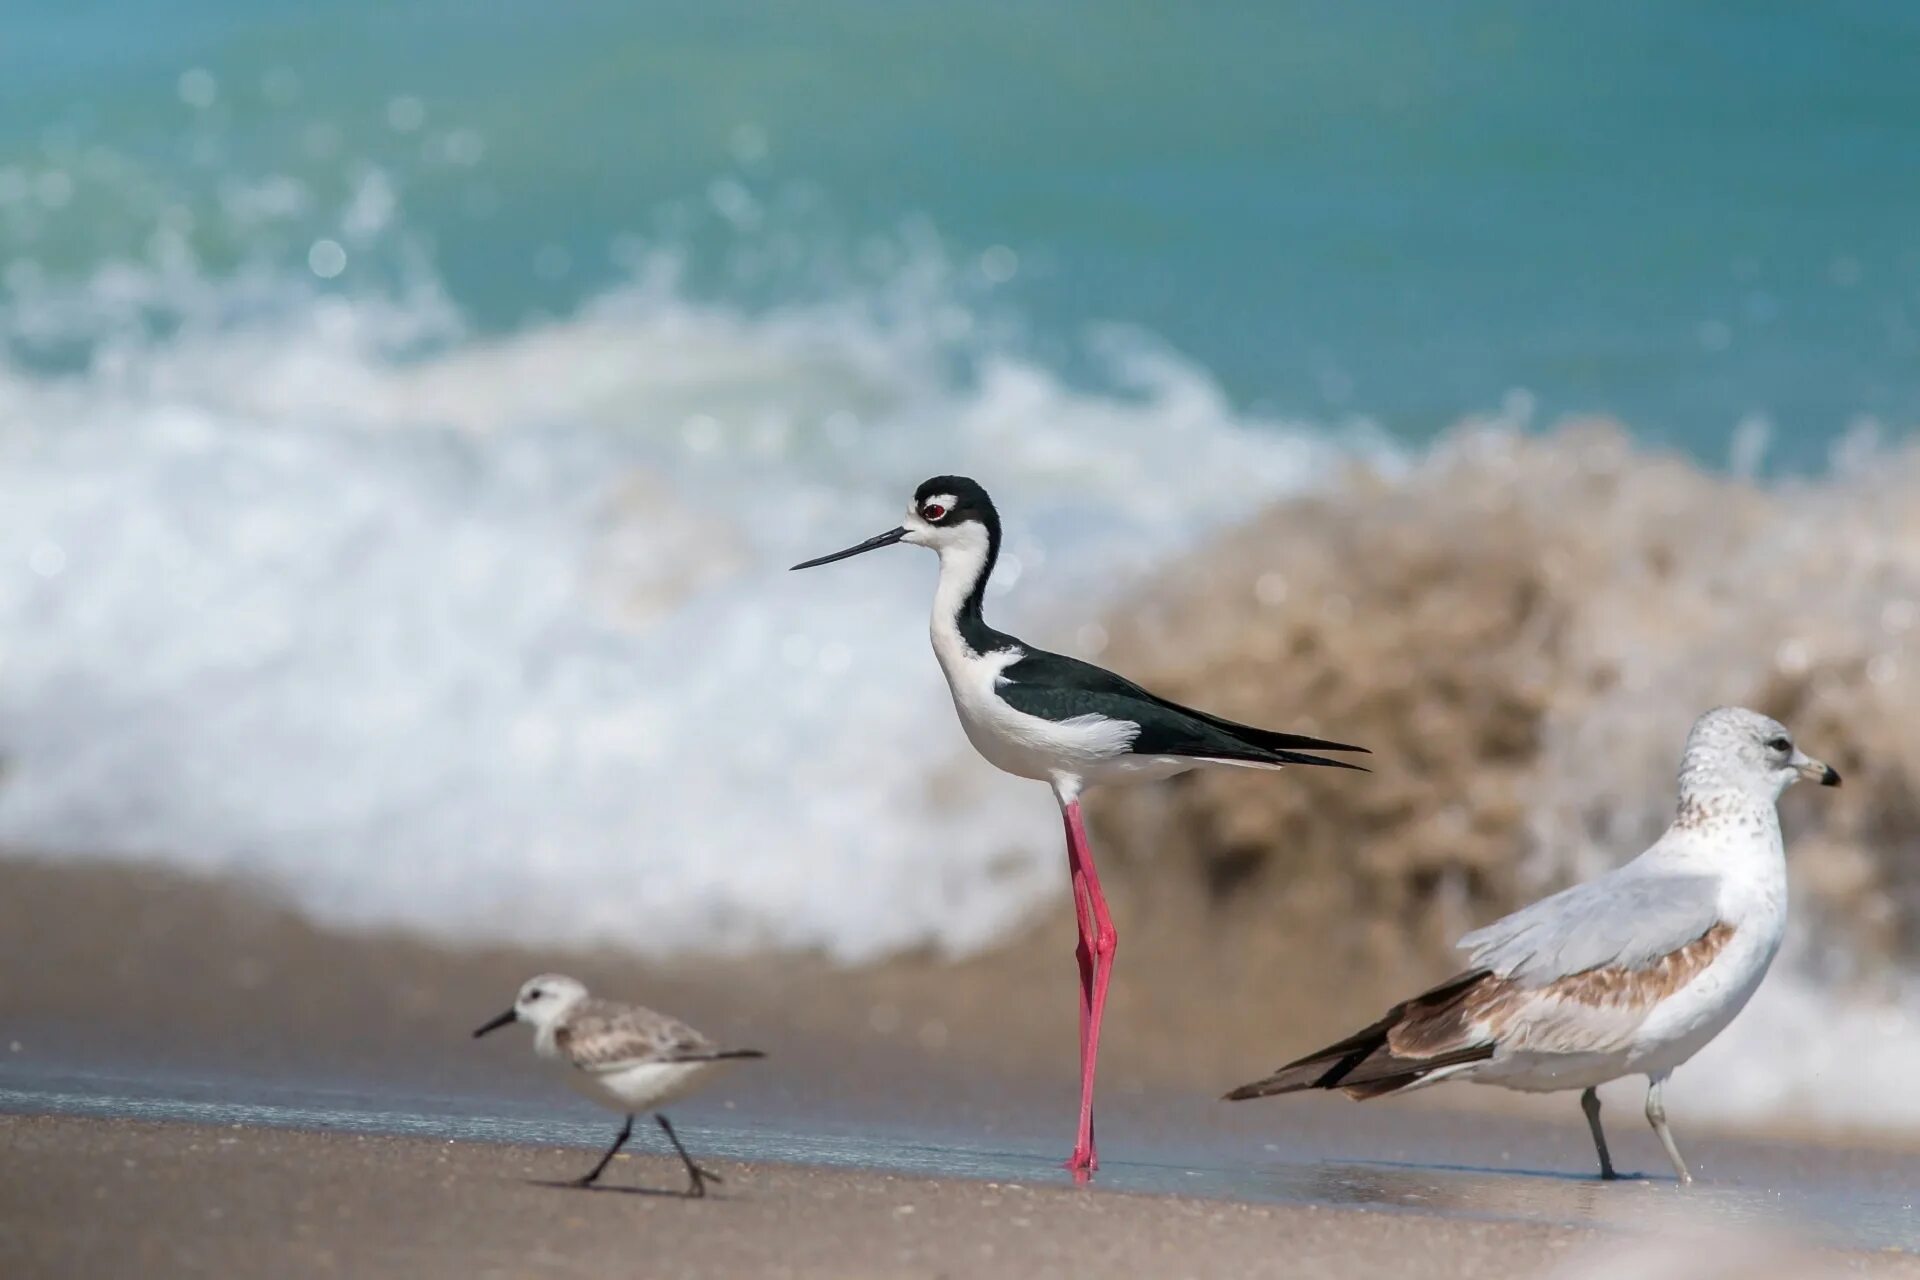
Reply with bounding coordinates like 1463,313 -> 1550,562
0,253 -> 1359,961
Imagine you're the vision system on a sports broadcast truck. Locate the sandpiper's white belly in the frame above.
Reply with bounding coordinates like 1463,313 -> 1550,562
572,1059 -> 721,1113
564,1060 -> 717,1113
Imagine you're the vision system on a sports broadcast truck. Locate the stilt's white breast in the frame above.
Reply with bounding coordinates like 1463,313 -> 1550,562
933,640 -> 1140,783
921,527 -> 1138,784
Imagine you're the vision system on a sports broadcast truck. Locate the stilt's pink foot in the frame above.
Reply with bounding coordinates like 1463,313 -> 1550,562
1063,1146 -> 1098,1177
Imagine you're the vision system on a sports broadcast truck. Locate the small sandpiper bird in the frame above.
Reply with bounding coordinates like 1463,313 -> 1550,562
1227,707 -> 1840,1184
793,475 -> 1367,1173
473,975 -> 765,1196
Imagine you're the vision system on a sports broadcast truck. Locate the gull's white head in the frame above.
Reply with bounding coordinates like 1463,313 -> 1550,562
790,476 -> 1001,572
1677,706 -> 1840,810
472,973 -> 589,1039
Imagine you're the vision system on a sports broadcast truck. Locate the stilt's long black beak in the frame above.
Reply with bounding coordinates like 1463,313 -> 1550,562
791,526 -> 908,571
472,1009 -> 517,1038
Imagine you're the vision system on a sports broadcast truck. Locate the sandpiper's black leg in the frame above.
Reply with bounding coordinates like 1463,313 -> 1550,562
656,1114 -> 722,1197
577,1113 -> 634,1187
1580,1087 -> 1618,1180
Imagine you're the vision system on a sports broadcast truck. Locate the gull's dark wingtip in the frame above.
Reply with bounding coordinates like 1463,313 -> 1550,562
1222,1076 -> 1294,1102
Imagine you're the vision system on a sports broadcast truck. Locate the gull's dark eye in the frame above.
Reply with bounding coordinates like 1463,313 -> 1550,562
1766,736 -> 1791,753
922,503 -> 948,521
526,988 -> 542,1001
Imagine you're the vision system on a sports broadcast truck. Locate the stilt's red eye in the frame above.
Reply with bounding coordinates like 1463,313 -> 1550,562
922,503 -> 947,521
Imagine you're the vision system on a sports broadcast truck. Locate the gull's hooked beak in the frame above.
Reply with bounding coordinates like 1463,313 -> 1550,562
790,526 -> 908,571
1793,750 -> 1842,788
472,1009 -> 517,1038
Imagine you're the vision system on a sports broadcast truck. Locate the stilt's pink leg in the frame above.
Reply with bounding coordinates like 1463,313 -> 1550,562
1063,805 -> 1095,1065
1061,798 -> 1115,1175
1071,867 -> 1099,1168
1062,809 -> 1098,1168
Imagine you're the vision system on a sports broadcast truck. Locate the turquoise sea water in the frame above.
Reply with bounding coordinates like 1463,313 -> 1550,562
6,3 -> 1917,461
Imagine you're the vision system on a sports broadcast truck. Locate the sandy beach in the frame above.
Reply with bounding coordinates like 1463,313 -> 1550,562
5,856 -> 1920,1278
7,1112 -> 1919,1280
0,1113 -> 1615,1280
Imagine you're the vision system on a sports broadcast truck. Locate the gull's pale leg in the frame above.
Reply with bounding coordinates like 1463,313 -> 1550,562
1580,1086 -> 1617,1180
1060,798 -> 1115,1176
1645,1075 -> 1691,1185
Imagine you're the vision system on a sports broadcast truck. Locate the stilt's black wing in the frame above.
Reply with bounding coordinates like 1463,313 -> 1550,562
995,646 -> 1369,769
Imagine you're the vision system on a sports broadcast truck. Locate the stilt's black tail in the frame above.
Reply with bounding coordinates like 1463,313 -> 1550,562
1225,724 -> 1370,757
1167,708 -> 1371,771
1253,746 -> 1372,772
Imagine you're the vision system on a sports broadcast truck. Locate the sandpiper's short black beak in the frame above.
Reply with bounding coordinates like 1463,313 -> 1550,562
790,526 -> 908,570
472,1009 -> 517,1038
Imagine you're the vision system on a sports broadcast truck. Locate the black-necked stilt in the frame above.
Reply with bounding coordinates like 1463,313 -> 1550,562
793,475 -> 1367,1174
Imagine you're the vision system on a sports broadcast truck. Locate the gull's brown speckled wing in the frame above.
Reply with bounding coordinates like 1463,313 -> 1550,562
1226,922 -> 1736,1102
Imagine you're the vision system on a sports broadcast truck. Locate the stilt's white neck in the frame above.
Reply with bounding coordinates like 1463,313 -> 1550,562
929,521 -> 995,659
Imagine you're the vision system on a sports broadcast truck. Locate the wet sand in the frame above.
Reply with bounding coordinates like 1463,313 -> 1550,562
0,1113 -> 1599,1280
5,856 -> 1920,1276
5,1113 -> 1918,1280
